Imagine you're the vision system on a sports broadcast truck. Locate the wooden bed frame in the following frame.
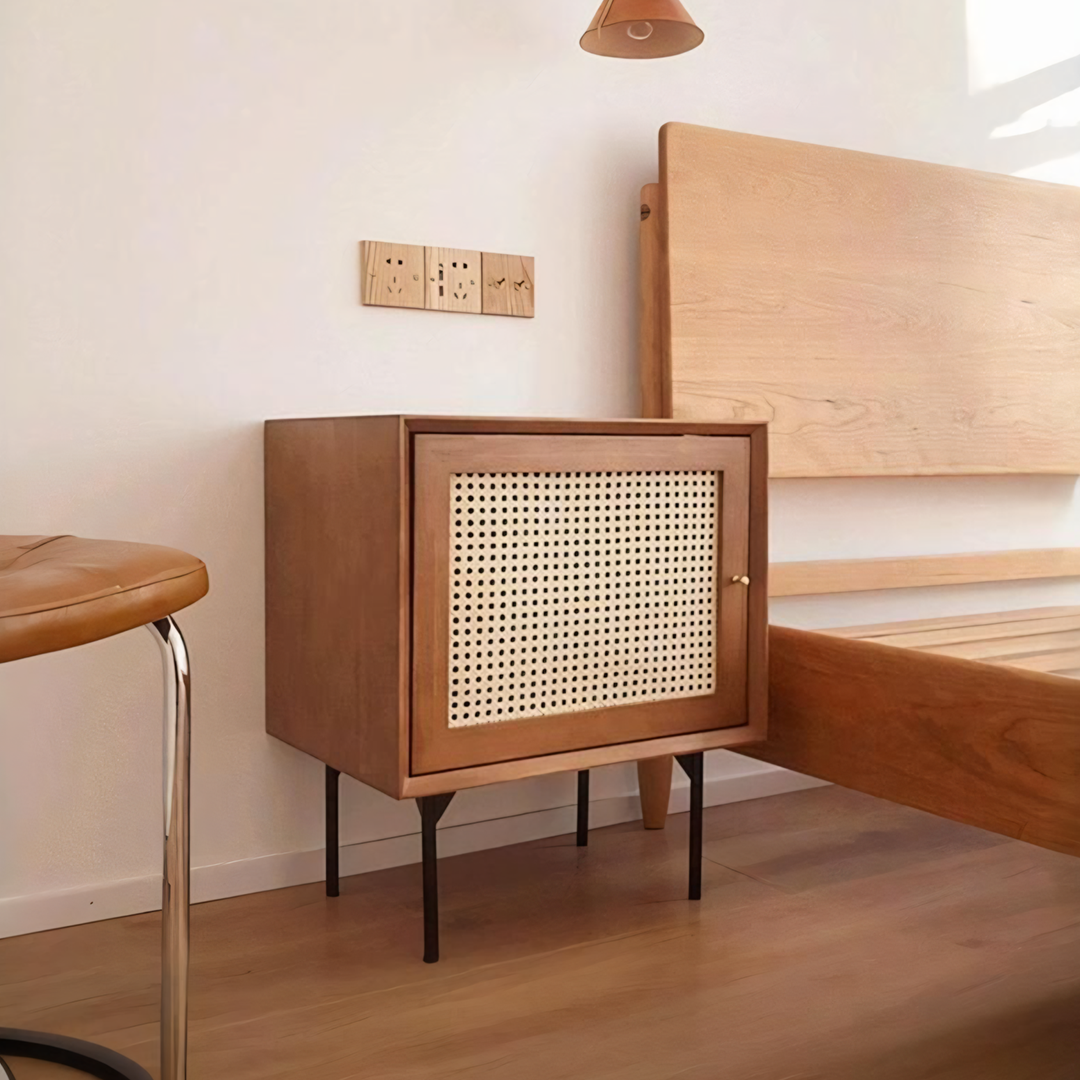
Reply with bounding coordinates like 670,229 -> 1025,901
748,609 -> 1080,858
637,123 -> 1080,853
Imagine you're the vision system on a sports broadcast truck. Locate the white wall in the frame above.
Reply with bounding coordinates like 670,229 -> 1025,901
2,0 -> 1079,935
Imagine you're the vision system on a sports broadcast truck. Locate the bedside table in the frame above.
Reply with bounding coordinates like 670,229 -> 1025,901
265,416 -> 767,961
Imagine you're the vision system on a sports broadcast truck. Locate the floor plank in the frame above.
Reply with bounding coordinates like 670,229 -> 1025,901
2,786 -> 1079,1078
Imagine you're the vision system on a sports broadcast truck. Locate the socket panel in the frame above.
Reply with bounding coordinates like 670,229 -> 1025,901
426,247 -> 482,314
362,242 -> 425,309
481,252 -> 535,318
361,242 -> 533,317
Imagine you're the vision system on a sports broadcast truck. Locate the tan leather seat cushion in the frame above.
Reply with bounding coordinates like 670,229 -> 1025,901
0,535 -> 209,663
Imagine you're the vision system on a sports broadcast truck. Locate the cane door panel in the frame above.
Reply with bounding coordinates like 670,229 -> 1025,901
411,434 -> 751,775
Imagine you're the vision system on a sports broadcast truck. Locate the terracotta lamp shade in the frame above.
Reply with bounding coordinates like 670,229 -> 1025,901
580,0 -> 704,59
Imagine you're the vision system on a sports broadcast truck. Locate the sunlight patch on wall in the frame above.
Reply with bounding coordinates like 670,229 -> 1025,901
1014,151 -> 1080,184
967,0 -> 1080,92
990,87 -> 1080,141
968,0 -> 1080,181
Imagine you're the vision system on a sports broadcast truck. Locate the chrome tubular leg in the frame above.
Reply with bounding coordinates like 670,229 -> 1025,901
147,617 -> 191,1080
0,623 -> 187,1080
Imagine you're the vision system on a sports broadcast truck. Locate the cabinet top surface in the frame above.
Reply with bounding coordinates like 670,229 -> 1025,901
265,415 -> 766,437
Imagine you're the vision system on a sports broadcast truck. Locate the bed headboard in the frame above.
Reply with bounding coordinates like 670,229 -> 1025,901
642,123 -> 1080,480
639,123 -> 1080,596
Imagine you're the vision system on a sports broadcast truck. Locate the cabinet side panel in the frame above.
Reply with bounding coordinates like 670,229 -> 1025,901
265,416 -> 406,797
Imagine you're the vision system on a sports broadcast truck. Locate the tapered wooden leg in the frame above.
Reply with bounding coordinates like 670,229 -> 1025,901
638,756 -> 674,829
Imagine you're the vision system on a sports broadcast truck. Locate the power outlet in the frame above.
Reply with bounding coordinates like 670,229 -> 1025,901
482,253 -> 535,318
425,247 -> 482,314
361,240 -> 534,318
361,242 -> 425,309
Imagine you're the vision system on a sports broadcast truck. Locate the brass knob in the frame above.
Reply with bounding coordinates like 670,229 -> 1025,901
732,575 -> 750,586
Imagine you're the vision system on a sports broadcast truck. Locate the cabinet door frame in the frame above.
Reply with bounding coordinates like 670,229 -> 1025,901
411,434 -> 751,775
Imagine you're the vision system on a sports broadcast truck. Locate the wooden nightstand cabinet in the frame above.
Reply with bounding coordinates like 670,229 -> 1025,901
265,416 -> 767,960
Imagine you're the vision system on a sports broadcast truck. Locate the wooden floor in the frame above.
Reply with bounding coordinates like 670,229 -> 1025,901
3,785 -> 1080,1079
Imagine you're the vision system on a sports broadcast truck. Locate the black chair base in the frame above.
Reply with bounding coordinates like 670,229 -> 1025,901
0,1029 -> 152,1080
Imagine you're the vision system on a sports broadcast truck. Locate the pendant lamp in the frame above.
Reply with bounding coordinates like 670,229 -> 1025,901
580,0 -> 704,59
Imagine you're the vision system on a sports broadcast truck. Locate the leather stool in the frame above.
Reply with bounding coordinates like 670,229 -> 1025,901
0,535 -> 208,1080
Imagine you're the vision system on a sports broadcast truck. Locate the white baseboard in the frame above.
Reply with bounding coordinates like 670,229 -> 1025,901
0,768 -> 826,939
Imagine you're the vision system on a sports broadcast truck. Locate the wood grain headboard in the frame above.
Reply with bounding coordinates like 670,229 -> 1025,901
641,123 -> 1080,480
639,123 -> 1080,596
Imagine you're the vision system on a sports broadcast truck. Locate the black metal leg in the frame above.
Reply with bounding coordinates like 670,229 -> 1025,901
676,752 -> 704,901
417,792 -> 455,964
325,765 -> 340,898
576,770 -> 590,847
0,1053 -> 13,1079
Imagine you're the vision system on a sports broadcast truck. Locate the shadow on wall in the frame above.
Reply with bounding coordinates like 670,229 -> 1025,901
967,53 -> 1080,174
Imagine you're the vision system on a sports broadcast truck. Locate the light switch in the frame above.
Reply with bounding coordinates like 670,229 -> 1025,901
482,253 -> 535,318
425,247 -> 482,314
361,242 -> 425,309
